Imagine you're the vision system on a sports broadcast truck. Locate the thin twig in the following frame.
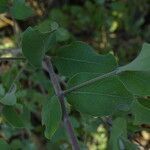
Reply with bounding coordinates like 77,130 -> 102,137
44,56 -> 80,150
64,70 -> 118,95
0,57 -> 26,61
0,48 -> 21,56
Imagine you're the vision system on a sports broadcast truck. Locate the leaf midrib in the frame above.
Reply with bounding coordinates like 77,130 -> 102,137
70,91 -> 132,99
53,56 -> 110,65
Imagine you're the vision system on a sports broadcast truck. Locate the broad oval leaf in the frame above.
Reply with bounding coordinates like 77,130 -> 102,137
44,31 -> 57,53
10,0 -> 34,20
42,96 -> 62,139
67,73 -> 133,116
56,27 -> 70,42
0,0 -> 8,13
118,43 -> 150,73
35,21 -> 57,53
52,41 -> 117,77
35,20 -> 59,33
108,117 -> 127,150
0,84 -> 5,96
22,27 -> 56,68
138,97 -> 150,109
131,100 -> 150,125
119,71 -> 150,96
121,138 -> 137,150
0,140 -> 10,150
0,93 -> 16,106
2,106 -> 25,128
22,27 -> 45,68
0,84 -> 17,106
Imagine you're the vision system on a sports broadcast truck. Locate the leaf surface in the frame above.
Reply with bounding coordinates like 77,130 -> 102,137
52,41 -> 117,77
118,43 -> 150,72
119,71 -> 150,96
131,100 -> 150,125
0,0 -> 8,13
22,27 -> 56,68
0,140 -> 10,150
122,138 -> 137,150
22,27 -> 45,68
2,106 -> 25,127
109,117 -> 127,150
67,73 -> 133,116
0,84 -> 16,106
138,98 -> 150,109
42,96 -> 62,139
11,0 -> 33,20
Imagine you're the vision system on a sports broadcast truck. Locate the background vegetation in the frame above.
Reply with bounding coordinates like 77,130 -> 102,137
0,0 -> 150,149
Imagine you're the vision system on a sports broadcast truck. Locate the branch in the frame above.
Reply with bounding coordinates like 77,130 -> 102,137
64,70 -> 118,95
44,56 -> 80,150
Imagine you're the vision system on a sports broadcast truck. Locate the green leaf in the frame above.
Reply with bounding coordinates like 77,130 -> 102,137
108,117 -> 127,150
35,20 -> 57,52
22,27 -> 56,67
119,71 -> 150,96
31,71 -> 54,92
10,0 -> 34,20
0,0 -> 8,13
122,138 -> 137,150
0,140 -> 10,150
52,41 -> 117,77
0,85 -> 16,106
35,20 -> 59,33
44,31 -> 57,53
55,27 -> 70,42
118,43 -> 150,72
131,100 -> 150,125
42,96 -> 62,139
138,97 -> 150,109
22,27 -> 45,68
0,93 -> 16,106
67,74 -> 133,116
51,125 -> 68,143
2,106 -> 25,128
0,84 -> 5,96
70,117 -> 80,128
